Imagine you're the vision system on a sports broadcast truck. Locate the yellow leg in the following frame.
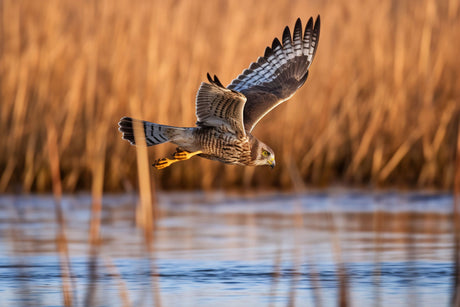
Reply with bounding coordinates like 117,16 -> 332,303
153,149 -> 202,170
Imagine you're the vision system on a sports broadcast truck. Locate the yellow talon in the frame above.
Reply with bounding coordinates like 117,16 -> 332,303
153,158 -> 174,169
173,150 -> 189,160
173,149 -> 203,160
153,150 -> 203,170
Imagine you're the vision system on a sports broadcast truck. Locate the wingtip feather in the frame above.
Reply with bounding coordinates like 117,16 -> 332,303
294,18 -> 302,35
264,46 -> 273,58
271,37 -> 281,50
305,17 -> 313,36
213,75 -> 224,87
314,15 -> 321,33
282,26 -> 291,45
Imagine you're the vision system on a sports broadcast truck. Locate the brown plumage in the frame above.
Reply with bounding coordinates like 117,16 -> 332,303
118,16 -> 321,169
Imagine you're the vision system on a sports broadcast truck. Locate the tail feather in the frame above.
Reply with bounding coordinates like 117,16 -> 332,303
118,116 -> 177,146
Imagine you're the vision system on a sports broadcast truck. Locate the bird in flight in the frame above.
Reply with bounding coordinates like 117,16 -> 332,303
119,16 -> 320,169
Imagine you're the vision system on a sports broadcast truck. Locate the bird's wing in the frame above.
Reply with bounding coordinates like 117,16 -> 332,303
227,16 -> 320,132
195,76 -> 247,137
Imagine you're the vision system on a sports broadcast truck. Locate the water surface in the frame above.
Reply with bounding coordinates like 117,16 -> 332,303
0,190 -> 455,306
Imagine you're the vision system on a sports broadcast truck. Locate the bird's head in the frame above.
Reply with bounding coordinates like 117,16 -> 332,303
251,139 -> 276,168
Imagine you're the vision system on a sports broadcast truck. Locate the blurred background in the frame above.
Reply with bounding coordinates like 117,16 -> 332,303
1,1 -> 460,306
1,0 -> 459,193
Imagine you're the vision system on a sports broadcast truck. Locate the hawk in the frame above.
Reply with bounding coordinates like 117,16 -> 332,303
119,16 -> 320,169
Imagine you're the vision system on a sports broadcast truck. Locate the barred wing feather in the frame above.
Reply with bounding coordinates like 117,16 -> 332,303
228,16 -> 320,132
195,81 -> 247,138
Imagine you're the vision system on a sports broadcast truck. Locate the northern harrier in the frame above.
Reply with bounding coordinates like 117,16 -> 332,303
119,16 -> 320,169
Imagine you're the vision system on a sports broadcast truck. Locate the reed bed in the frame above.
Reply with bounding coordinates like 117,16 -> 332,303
0,0 -> 459,192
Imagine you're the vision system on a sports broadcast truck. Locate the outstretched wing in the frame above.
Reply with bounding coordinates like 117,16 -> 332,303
195,75 -> 247,138
228,16 -> 320,132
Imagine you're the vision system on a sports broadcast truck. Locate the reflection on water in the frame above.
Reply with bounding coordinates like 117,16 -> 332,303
0,190 -> 455,306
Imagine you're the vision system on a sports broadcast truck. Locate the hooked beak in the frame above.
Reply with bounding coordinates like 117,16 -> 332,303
268,157 -> 276,169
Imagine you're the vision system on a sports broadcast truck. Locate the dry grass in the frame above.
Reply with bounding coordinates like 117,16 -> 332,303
0,0 -> 459,192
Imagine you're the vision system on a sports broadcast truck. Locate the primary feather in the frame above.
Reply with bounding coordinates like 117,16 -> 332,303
228,16 -> 320,132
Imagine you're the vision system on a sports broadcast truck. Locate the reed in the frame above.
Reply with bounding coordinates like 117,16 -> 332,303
0,0 -> 459,192
451,117 -> 460,306
46,121 -> 74,306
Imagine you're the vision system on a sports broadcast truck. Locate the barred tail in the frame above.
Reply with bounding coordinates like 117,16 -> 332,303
118,116 -> 183,146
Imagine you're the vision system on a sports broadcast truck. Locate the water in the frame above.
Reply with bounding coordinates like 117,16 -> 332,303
0,190 -> 455,306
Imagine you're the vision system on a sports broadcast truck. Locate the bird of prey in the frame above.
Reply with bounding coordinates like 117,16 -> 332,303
119,16 -> 320,169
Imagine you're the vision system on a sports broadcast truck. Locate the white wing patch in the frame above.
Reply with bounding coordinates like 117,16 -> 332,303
228,17 -> 319,93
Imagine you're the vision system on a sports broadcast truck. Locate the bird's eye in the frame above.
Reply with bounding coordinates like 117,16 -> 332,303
262,150 -> 269,157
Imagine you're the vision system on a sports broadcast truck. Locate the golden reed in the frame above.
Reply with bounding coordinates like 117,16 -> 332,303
0,0 -> 459,192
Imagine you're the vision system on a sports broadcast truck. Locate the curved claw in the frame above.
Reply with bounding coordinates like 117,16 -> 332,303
153,158 -> 173,170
